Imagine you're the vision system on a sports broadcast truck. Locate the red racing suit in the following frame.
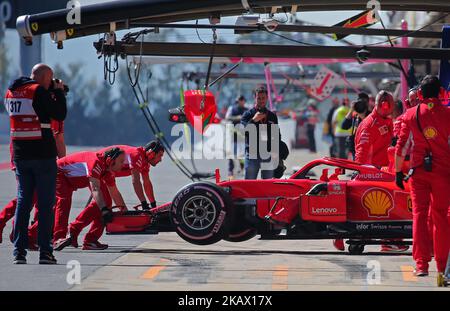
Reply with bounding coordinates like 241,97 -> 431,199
355,110 -> 393,167
387,114 -> 410,173
68,145 -> 150,244
395,98 -> 450,272
52,151 -> 115,242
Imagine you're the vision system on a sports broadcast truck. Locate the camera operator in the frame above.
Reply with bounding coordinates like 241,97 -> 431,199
4,63 -> 67,264
241,86 -> 280,179
341,99 -> 370,159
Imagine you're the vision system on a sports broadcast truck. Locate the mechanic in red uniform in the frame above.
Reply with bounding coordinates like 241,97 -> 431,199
0,121 -> 66,246
354,91 -> 409,252
386,100 -> 407,173
54,140 -> 165,251
354,90 -> 394,167
51,147 -> 126,250
395,75 -> 450,278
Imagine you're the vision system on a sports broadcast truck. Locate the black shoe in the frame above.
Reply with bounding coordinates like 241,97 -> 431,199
39,252 -> 57,265
54,237 -> 72,251
13,254 -> 27,264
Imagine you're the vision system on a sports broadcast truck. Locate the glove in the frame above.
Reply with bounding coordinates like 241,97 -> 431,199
101,207 -> 114,224
141,201 -> 150,210
395,171 -> 405,190
150,201 -> 157,209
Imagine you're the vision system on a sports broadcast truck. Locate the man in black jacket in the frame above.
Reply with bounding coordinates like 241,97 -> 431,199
241,86 -> 279,179
4,64 -> 67,264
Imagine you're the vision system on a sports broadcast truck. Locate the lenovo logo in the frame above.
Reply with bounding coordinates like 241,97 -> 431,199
311,207 -> 338,215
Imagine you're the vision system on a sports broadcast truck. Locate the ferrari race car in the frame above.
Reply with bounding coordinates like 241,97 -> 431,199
106,157 -> 413,255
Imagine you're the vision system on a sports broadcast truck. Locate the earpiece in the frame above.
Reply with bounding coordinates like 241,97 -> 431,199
417,89 -> 423,101
104,147 -> 123,166
145,140 -> 164,160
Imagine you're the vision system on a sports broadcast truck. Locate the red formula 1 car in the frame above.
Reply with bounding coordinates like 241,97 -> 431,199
168,157 -> 414,254
107,157 -> 413,255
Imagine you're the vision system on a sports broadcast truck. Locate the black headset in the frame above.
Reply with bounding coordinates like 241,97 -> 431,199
144,140 -> 164,154
103,147 -> 124,164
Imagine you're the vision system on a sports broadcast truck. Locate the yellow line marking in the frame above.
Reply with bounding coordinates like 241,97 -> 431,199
140,259 -> 169,280
140,266 -> 166,279
272,265 -> 289,290
401,265 -> 418,282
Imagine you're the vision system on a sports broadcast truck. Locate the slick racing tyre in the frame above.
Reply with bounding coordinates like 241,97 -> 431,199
224,207 -> 257,243
170,182 -> 233,245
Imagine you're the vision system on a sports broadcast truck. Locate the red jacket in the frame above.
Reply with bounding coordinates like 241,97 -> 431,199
395,98 -> 450,173
57,151 -> 116,189
355,110 -> 393,167
393,114 -> 404,138
97,145 -> 150,178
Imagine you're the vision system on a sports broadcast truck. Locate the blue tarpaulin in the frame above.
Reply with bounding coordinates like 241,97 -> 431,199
439,25 -> 450,106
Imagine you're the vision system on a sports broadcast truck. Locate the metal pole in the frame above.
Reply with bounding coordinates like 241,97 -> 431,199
401,20 -> 409,101
20,35 -> 41,76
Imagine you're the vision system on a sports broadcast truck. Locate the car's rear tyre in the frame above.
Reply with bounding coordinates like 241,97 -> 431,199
170,182 -> 233,245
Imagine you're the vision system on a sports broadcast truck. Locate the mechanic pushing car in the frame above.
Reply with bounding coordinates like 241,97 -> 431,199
241,86 -> 280,179
54,141 -> 165,251
395,75 -> 450,279
49,148 -> 126,250
0,119 -> 66,248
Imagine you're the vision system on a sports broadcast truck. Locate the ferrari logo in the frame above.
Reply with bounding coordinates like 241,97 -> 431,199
423,127 -> 437,139
378,125 -> 389,135
362,188 -> 393,217
407,196 -> 413,213
66,28 -> 74,37
31,23 -> 39,32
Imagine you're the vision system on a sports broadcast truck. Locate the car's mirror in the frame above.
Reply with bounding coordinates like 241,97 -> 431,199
306,183 -> 328,196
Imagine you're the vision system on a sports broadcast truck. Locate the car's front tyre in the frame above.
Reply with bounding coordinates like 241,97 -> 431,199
170,182 -> 233,245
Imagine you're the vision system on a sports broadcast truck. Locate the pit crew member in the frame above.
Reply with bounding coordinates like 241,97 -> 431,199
51,148 -> 126,250
54,141 -> 164,251
395,75 -> 450,277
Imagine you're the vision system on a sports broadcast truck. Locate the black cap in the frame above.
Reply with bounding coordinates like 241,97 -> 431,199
358,92 -> 369,101
420,75 -> 441,99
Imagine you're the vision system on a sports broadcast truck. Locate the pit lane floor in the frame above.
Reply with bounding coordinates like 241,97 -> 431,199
0,144 -> 447,291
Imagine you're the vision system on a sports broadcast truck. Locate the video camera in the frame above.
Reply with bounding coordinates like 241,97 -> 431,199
50,78 -> 69,94
257,106 -> 268,114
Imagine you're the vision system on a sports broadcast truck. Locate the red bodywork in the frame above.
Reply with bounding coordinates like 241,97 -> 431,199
106,157 -> 413,241
106,202 -> 171,234
217,157 -> 412,226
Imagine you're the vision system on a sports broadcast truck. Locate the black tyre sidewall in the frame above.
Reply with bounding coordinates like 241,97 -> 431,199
171,182 -> 232,245
224,206 -> 256,242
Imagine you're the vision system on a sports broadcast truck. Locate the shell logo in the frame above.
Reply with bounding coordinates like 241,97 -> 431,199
362,188 -> 393,217
423,127 -> 437,140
